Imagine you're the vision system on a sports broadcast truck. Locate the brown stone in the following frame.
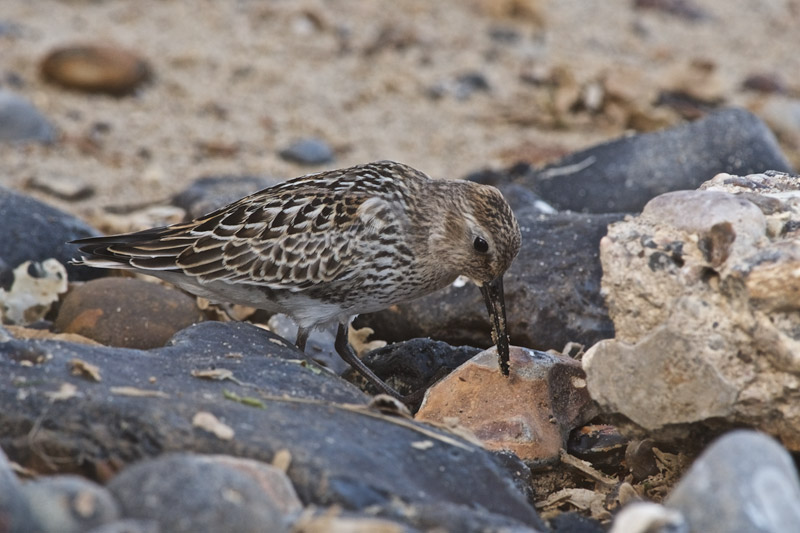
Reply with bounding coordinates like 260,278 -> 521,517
55,277 -> 202,349
40,43 -> 151,96
415,346 -> 596,466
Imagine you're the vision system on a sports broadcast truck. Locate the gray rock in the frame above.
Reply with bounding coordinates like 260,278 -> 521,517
278,138 -> 334,165
357,209 -> 623,353
522,108 -> 793,213
0,90 -> 56,144
0,321 -> 545,530
0,185 -> 102,288
171,175 -> 281,219
0,446 -> 41,532
21,475 -> 120,533
108,454 -> 286,533
584,172 -> 800,448
665,430 -> 800,533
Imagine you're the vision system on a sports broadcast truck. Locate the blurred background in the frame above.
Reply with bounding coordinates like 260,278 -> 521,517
1,0 -> 799,225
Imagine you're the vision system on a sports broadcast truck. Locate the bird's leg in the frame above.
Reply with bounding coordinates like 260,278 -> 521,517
295,327 -> 309,351
334,323 -> 405,400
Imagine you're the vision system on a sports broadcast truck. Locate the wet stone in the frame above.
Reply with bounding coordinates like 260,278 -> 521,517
55,277 -> 204,349
357,209 -> 623,353
40,43 -> 151,96
107,454 -> 287,533
665,430 -> 800,533
278,138 -> 334,165
171,174 -> 282,219
416,347 -> 597,466
0,90 -> 56,144
520,108 -> 793,213
0,186 -> 102,288
343,338 -> 481,403
21,475 -> 120,533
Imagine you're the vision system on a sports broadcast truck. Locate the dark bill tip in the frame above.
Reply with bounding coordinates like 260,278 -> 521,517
480,276 -> 510,376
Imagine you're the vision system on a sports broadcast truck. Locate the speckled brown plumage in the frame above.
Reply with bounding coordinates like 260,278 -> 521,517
72,160 -> 521,398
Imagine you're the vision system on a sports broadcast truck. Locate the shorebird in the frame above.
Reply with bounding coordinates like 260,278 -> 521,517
71,161 -> 521,400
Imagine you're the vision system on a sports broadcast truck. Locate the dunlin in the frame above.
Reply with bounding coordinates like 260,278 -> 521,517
71,161 -> 521,399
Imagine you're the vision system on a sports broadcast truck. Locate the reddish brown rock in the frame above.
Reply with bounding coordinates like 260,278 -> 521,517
415,346 -> 596,466
40,44 -> 151,96
55,277 -> 202,349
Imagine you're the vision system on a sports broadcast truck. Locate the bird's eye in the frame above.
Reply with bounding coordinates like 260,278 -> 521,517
473,236 -> 489,253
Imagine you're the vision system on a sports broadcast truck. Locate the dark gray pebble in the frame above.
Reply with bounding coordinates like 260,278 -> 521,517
278,138 -> 334,165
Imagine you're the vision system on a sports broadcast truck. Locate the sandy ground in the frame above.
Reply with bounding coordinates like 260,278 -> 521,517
2,0 -> 800,227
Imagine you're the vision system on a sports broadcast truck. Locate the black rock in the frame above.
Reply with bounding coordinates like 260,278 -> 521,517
0,321 -> 545,530
0,185 -> 103,288
356,209 -> 623,352
523,108 -> 793,213
665,430 -> 800,533
108,454 -> 285,533
278,138 -> 334,166
171,174 -> 281,219
21,475 -> 120,533
342,338 -> 481,402
0,90 -> 56,144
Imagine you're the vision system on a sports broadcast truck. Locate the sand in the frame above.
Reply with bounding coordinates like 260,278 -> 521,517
1,0 -> 799,226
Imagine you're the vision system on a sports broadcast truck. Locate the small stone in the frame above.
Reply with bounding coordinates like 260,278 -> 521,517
609,502 -> 686,533
665,430 -> 800,533
171,174 -> 281,219
742,73 -> 787,94
416,347 -> 597,466
0,90 -> 56,144
567,424 -> 629,474
108,454 -> 287,533
21,475 -> 120,533
54,278 -> 203,349
625,438 -> 659,481
40,43 -> 151,96
633,0 -> 710,21
428,72 -> 491,101
278,138 -> 334,165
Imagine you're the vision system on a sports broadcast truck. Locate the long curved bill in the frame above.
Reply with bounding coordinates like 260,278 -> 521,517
480,276 -> 511,376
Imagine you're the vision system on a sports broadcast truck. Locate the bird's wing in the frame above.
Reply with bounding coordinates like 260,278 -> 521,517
73,164 -> 411,292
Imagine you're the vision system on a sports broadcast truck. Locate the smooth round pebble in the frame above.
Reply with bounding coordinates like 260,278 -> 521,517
40,43 -> 151,96
54,277 -> 203,349
278,138 -> 334,165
